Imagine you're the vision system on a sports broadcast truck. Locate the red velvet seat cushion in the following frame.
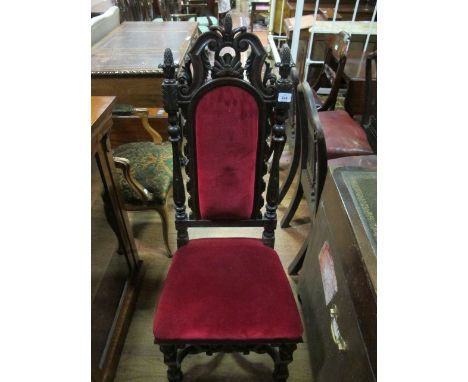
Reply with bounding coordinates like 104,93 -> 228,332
195,86 -> 259,220
320,110 -> 373,159
153,238 -> 303,342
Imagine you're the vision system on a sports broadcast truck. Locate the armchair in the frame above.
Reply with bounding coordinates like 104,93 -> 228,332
153,15 -> 303,381
278,31 -> 350,204
103,107 -> 173,257
285,80 -> 373,274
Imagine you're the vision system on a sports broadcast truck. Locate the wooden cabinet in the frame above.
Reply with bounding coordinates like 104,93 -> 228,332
298,156 -> 376,382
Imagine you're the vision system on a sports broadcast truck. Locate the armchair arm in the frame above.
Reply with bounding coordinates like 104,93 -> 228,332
113,157 -> 154,202
132,107 -> 163,144
113,104 -> 163,144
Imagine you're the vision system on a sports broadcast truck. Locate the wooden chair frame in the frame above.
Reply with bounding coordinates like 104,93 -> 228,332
361,50 -> 377,153
103,107 -> 172,257
278,31 -> 350,205
156,15 -> 300,381
310,31 -> 350,112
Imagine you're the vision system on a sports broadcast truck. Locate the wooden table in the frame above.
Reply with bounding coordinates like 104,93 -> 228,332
250,0 -> 270,31
343,50 -> 377,117
298,155 -> 376,382
91,96 -> 143,382
92,21 -> 197,145
92,21 -> 198,107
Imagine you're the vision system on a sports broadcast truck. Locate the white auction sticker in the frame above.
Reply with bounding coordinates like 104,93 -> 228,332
319,241 -> 338,306
278,93 -> 292,102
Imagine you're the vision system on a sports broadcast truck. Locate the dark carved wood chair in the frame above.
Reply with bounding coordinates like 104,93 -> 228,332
278,31 -> 350,204
285,80 -> 373,274
361,51 -> 377,153
309,31 -> 350,112
103,107 -> 173,257
153,15 -> 303,381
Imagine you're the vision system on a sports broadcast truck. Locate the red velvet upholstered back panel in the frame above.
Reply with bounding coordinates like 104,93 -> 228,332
195,85 -> 259,220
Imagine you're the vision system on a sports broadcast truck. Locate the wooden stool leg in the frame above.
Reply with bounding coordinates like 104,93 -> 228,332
155,205 -> 172,258
280,181 -> 303,228
273,344 -> 297,382
160,345 -> 183,382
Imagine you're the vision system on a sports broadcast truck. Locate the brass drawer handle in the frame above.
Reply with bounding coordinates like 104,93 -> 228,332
330,304 -> 347,351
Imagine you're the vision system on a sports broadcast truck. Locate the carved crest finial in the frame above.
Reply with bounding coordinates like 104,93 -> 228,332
276,45 -> 294,79
164,48 -> 173,66
159,48 -> 179,79
224,13 -> 232,34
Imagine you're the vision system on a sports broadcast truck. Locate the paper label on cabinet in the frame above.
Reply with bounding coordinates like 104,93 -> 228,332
319,241 -> 338,306
278,93 -> 292,102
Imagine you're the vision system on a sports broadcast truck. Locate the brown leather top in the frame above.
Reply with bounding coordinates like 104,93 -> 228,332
91,21 -> 198,76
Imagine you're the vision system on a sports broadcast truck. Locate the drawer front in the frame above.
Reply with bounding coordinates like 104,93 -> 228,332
299,204 -> 375,382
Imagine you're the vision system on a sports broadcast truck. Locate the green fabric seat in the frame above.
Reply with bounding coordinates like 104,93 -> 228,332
113,142 -> 173,206
189,16 -> 218,34
188,16 -> 218,27
198,25 -> 210,33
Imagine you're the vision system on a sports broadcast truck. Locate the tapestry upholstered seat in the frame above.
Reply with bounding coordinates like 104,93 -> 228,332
153,15 -> 302,382
113,141 -> 173,206
188,15 -> 218,33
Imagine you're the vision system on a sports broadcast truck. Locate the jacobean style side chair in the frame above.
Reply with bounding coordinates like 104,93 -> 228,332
153,15 -> 303,381
103,107 -> 173,257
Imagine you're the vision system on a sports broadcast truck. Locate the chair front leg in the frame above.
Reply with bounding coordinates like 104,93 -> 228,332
273,344 -> 297,382
160,345 -> 183,382
155,205 -> 172,258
